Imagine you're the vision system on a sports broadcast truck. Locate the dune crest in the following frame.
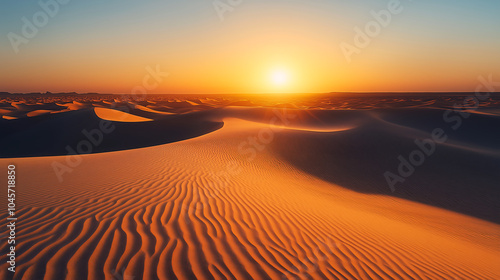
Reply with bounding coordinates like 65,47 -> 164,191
94,107 -> 153,122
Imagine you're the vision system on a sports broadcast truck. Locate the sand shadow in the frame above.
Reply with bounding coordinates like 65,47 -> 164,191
270,109 -> 500,224
0,108 -> 223,158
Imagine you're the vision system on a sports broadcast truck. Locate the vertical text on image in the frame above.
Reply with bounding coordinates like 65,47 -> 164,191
7,164 -> 17,273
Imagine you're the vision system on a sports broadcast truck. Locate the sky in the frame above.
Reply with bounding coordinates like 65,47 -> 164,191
1,0 -> 499,94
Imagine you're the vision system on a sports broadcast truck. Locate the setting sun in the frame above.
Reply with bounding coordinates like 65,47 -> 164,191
270,69 -> 289,86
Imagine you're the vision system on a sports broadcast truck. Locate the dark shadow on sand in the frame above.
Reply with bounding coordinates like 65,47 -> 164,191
0,108 -> 223,158
270,108 -> 500,224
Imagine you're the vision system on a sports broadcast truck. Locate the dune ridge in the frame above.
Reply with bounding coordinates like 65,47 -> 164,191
93,107 -> 154,122
1,115 -> 499,280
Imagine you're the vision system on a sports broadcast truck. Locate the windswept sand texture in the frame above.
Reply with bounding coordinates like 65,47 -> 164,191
1,94 -> 499,280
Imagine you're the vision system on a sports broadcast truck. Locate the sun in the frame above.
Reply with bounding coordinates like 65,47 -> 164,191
270,69 -> 289,86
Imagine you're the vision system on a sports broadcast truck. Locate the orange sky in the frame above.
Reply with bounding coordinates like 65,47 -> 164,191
1,0 -> 499,94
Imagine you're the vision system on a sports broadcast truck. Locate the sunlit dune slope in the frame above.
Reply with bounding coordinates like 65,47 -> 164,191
94,107 -> 154,122
1,111 -> 499,280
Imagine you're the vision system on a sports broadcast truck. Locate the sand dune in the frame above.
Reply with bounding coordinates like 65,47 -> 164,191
26,109 -> 56,117
2,115 -> 18,120
0,93 -> 498,120
94,107 -> 154,122
266,108 -> 500,224
0,108 -> 223,158
1,103 -> 499,279
132,104 -> 176,115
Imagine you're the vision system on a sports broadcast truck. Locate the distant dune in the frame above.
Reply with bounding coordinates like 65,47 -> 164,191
0,108 -> 223,158
0,94 -> 499,279
94,107 -> 154,122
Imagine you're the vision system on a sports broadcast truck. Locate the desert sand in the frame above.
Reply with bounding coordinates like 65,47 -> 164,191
0,94 -> 499,279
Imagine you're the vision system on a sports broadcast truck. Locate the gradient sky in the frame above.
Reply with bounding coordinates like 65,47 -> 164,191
1,0 -> 499,94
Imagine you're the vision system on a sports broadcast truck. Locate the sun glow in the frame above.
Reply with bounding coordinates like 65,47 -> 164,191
270,69 -> 290,87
